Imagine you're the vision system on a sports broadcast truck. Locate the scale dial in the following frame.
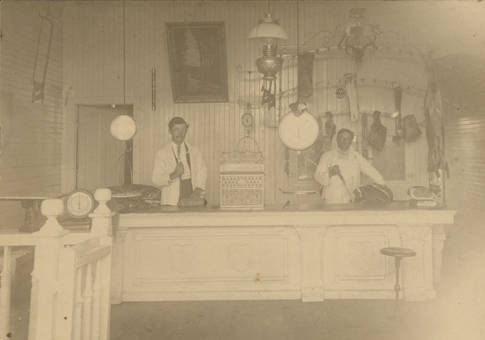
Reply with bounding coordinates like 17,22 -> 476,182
66,190 -> 95,218
241,112 -> 254,128
278,111 -> 319,151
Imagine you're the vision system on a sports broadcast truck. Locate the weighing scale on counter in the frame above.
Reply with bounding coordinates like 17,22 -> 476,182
277,102 -> 321,206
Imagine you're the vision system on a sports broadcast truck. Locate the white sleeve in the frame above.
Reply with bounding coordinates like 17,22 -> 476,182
152,149 -> 173,187
358,153 -> 385,185
314,152 -> 331,186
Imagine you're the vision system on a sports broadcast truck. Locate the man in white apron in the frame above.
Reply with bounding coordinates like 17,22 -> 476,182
152,117 -> 207,205
314,128 -> 385,204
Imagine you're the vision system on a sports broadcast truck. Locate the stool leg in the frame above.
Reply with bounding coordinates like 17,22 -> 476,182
393,256 -> 402,319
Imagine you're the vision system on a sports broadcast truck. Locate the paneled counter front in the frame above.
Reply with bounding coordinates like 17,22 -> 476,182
110,204 -> 455,303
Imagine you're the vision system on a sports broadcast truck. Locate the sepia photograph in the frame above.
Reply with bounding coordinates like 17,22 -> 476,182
0,0 -> 484,339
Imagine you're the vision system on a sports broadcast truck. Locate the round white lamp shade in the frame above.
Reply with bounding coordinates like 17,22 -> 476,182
110,115 -> 136,141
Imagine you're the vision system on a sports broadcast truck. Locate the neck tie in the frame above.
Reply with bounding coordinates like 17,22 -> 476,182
177,144 -> 181,160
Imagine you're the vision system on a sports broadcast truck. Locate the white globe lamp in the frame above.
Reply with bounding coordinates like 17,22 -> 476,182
110,115 -> 137,141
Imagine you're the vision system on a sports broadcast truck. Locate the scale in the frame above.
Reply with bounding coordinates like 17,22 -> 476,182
220,105 -> 265,210
278,102 -> 320,205
278,103 -> 319,151
65,190 -> 95,218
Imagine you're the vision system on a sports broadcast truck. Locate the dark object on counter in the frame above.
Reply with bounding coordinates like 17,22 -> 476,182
354,183 -> 393,206
368,110 -> 387,152
107,184 -> 161,213
402,114 -> 421,143
178,197 -> 207,208
380,247 -> 416,319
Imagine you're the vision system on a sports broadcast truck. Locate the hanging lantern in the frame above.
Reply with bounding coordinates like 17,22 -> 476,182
249,12 -> 288,108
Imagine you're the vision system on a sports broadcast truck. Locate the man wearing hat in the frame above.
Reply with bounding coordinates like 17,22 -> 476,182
152,117 -> 207,205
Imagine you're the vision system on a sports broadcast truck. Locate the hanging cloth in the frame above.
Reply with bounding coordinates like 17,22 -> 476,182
368,110 -> 387,152
345,73 -> 360,121
393,86 -> 404,141
298,53 -> 315,99
402,114 -> 421,143
424,82 -> 446,173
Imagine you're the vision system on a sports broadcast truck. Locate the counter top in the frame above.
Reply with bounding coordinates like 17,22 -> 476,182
125,201 -> 443,213
118,201 -> 456,228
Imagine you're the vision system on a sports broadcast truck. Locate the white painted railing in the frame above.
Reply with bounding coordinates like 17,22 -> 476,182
0,233 -> 37,340
0,188 -> 114,340
0,246 -> 12,340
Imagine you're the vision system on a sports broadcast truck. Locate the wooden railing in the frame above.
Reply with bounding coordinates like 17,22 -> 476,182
0,188 -> 114,340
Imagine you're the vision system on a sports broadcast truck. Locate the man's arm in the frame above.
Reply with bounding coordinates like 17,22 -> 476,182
358,153 -> 385,185
314,153 -> 331,186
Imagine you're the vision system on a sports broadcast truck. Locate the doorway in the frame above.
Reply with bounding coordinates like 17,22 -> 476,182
75,104 -> 133,191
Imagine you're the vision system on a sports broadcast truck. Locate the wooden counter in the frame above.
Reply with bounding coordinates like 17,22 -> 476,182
111,203 -> 455,303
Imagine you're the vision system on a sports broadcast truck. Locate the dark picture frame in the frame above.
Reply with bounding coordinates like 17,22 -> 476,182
166,22 -> 229,103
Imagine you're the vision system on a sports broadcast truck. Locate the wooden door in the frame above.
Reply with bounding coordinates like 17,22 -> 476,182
76,105 -> 132,191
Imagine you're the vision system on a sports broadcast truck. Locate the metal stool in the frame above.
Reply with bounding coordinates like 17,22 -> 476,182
380,247 -> 416,318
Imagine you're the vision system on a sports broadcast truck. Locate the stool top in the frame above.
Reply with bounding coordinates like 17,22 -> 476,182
380,247 -> 416,258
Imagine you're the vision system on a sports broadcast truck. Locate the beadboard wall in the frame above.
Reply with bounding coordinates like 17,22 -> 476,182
0,2 -> 63,228
61,1 -> 449,205
445,113 -> 485,212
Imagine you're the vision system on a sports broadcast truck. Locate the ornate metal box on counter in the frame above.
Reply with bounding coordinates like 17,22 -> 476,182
219,151 -> 264,210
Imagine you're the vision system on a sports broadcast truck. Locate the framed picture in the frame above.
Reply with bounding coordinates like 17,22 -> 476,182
166,22 -> 229,103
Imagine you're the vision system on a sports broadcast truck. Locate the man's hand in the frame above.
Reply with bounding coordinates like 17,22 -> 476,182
191,187 -> 204,199
170,162 -> 184,180
328,165 -> 340,178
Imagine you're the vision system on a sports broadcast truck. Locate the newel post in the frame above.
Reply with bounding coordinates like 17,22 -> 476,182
89,188 -> 115,340
28,199 -> 68,340
90,188 -> 114,240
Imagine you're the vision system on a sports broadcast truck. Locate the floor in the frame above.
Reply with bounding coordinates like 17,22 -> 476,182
9,210 -> 485,340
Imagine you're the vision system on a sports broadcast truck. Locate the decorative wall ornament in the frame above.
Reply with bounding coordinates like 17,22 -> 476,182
338,8 -> 380,64
32,7 -> 55,103
335,87 -> 346,99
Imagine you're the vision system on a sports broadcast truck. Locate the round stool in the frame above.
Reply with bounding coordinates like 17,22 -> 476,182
380,247 -> 416,318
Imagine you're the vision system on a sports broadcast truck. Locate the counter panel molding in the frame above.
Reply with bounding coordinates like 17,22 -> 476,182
111,208 -> 455,303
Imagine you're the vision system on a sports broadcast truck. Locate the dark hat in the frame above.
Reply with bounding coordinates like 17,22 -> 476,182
168,116 -> 189,129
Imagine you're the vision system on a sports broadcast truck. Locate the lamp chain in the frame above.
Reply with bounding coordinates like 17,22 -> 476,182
296,0 -> 299,56
122,0 -> 126,105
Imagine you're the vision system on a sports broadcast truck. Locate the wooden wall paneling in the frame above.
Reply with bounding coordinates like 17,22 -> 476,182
0,2 -> 63,228
61,1 -> 439,205
445,115 -> 485,211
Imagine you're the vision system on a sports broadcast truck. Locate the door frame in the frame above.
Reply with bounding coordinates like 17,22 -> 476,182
75,104 -> 134,190
62,96 -> 141,193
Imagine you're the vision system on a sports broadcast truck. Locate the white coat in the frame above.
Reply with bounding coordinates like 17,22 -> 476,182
314,149 -> 385,204
152,142 -> 207,205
